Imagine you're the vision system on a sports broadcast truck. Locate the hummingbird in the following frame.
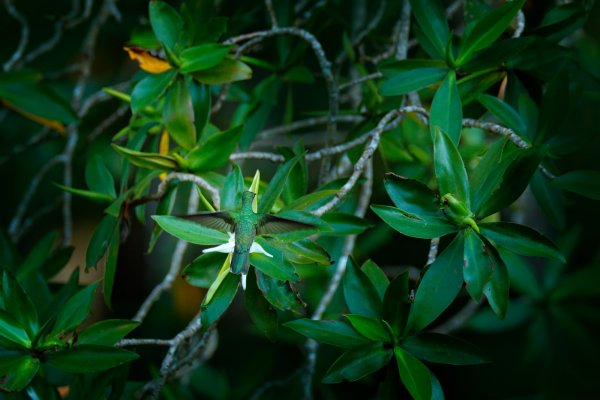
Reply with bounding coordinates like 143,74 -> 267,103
182,191 -> 317,288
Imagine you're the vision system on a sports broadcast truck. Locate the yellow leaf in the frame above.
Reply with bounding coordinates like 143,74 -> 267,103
1,100 -> 65,134
159,129 -> 169,180
124,47 -> 172,74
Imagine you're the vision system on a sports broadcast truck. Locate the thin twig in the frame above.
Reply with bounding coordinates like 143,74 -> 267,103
395,0 -> 411,60
462,118 -> 530,149
14,198 -> 62,241
259,115 -> 364,139
3,0 -> 29,71
87,105 -> 129,142
338,72 -> 382,90
265,0 -> 278,27
117,338 -> 173,347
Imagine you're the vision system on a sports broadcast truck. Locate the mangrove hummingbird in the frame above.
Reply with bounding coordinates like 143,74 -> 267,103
183,191 -> 317,287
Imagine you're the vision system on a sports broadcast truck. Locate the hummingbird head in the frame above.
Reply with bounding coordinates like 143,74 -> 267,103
241,191 -> 256,209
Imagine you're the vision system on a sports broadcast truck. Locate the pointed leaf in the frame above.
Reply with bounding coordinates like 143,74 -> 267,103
77,320 -> 139,346
47,344 -> 138,373
430,71 -> 462,144
149,0 -> 183,51
187,125 -> 243,172
408,0 -> 450,59
322,342 -> 393,383
86,215 -> 118,270
256,271 -> 304,313
131,70 -> 176,113
401,333 -> 489,365
111,144 -> 179,171
163,78 -> 196,149
408,234 -> 464,332
259,154 -> 301,213
394,346 -> 432,400
433,127 -> 470,206
320,212 -> 373,236
221,164 -> 244,210
284,319 -> 370,349
482,245 -> 509,319
0,309 -> 31,347
478,94 -> 528,137
463,229 -> 492,301
245,271 -> 278,341
361,260 -> 389,302
50,282 -> 99,336
152,215 -> 229,245
179,44 -> 232,73
371,205 -> 458,239
183,252 -> 226,288
344,314 -> 390,342
383,272 -> 411,336
383,174 -> 443,217
457,0 -> 525,65
0,352 -> 39,391
201,270 -> 239,327
192,58 -> 252,85
479,222 -> 564,262
250,237 -> 297,282
379,60 -> 449,96
343,258 -> 382,318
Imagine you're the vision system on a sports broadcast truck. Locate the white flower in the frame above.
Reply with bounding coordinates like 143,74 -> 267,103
203,232 -> 273,290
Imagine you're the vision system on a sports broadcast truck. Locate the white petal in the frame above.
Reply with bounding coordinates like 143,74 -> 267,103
250,242 -> 273,258
203,242 -> 235,254
241,273 -> 247,290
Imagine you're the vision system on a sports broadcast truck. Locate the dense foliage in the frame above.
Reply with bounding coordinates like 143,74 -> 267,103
1,0 -> 600,398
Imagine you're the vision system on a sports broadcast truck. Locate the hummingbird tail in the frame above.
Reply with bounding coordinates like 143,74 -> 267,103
230,250 -> 250,276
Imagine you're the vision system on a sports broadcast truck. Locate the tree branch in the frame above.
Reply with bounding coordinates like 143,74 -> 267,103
3,0 -> 29,72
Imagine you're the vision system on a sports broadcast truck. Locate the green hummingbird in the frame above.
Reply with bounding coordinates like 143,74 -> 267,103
182,191 -> 317,287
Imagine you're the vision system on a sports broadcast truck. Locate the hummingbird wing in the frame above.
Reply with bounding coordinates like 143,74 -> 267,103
180,212 -> 235,232
258,214 -> 317,235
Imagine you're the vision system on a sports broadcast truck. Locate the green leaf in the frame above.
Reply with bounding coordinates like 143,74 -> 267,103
477,148 -> 543,218
478,94 -> 528,137
482,245 -> 509,319
179,44 -> 232,73
430,71 -> 462,144
284,319 -> 370,349
131,70 -> 176,114
401,333 -> 489,365
281,141 -> 308,203
103,224 -> 120,309
258,154 -> 301,213
408,0 -> 450,59
343,258 -> 382,318
361,260 -> 389,302
461,37 -> 534,73
152,215 -> 229,245
221,164 -> 244,211
320,213 -> 373,236
149,0 -> 183,51
408,234 -> 464,332
283,240 -> 331,266
457,0 -> 525,65
479,222 -> 564,262
0,309 -> 32,348
0,78 -> 77,125
192,58 -> 252,85
384,174 -> 442,217
344,314 -> 390,342
0,352 -> 39,391
256,271 -> 304,313
281,189 -> 338,211
497,249 -> 543,299
163,78 -> 197,149
183,252 -> 226,288
54,184 -> 114,204
537,67 -> 569,143
433,127 -> 470,206
463,229 -> 492,301
190,82 -> 211,137
77,320 -> 139,346
187,125 -> 243,172
371,205 -> 458,239
379,60 -> 448,96
250,237 -> 297,282
47,344 -> 139,373
383,272 -> 411,337
201,270 -> 239,327
1,272 -> 38,339
553,170 -> 600,200
111,144 -> 179,171
394,346 -> 432,400
86,215 -> 118,270
245,271 -> 278,341
322,342 -> 393,383
85,155 -> 117,198
50,282 -> 99,336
